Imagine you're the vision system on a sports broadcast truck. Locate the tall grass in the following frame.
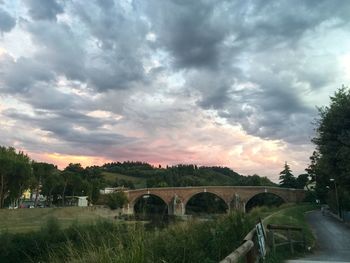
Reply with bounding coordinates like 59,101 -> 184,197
0,209 -> 266,263
1,205 -> 314,263
49,211 -> 258,263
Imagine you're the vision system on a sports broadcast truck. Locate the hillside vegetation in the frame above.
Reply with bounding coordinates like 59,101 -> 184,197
0,145 -> 279,209
101,162 -> 276,189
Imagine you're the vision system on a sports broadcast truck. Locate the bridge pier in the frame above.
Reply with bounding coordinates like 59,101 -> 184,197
168,195 -> 185,216
123,203 -> 134,215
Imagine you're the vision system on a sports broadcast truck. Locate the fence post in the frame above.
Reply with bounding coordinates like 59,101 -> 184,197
287,229 -> 294,254
271,230 -> 276,254
246,249 -> 255,263
302,229 -> 306,250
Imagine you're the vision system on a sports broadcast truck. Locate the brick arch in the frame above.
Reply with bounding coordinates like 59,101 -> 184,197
129,193 -> 169,208
184,190 -> 230,214
183,190 -> 230,209
242,188 -> 289,204
123,186 -> 306,215
244,191 -> 286,210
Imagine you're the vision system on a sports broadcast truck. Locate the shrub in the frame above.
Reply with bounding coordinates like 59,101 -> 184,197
107,192 -> 128,210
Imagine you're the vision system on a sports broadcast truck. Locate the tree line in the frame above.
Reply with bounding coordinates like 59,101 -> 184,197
0,147 -> 105,208
279,162 -> 310,189
103,162 -> 278,188
0,144 -> 313,209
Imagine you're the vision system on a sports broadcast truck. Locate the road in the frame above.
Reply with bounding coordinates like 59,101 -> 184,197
287,210 -> 350,262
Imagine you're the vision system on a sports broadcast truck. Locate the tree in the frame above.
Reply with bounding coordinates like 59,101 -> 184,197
311,86 -> 350,207
31,162 -> 57,207
84,166 -> 106,203
61,163 -> 85,205
279,162 -> 297,188
107,191 -> 128,210
41,170 -> 62,207
0,146 -> 32,208
296,174 -> 309,189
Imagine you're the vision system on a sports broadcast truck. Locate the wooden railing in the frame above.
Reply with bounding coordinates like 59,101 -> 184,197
220,223 -> 306,263
267,224 -> 306,255
220,228 -> 259,263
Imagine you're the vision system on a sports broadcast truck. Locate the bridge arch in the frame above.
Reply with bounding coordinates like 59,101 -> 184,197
185,191 -> 229,215
132,193 -> 169,216
244,191 -> 286,212
123,186 -> 306,215
183,189 -> 229,205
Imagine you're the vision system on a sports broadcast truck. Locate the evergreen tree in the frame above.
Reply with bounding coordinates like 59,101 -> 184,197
279,162 -> 297,188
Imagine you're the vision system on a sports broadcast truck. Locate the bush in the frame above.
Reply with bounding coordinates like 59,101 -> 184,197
107,192 -> 128,210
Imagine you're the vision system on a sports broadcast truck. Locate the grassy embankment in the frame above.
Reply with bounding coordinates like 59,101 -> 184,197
263,203 -> 318,262
0,203 -> 317,263
0,207 -> 265,263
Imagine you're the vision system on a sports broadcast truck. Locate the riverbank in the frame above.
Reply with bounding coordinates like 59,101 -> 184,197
0,207 -> 268,263
0,204 -> 316,263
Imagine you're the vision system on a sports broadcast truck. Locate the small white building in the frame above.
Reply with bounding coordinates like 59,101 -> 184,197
66,196 -> 88,207
77,196 -> 88,207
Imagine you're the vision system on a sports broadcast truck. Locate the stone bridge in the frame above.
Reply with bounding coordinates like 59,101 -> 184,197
123,186 -> 306,216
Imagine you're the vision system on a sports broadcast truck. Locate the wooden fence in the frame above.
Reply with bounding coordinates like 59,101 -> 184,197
220,223 -> 306,263
220,227 -> 259,263
267,224 -> 306,255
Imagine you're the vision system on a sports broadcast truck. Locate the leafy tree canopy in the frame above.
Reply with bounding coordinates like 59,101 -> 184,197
0,146 -> 32,208
309,86 -> 350,206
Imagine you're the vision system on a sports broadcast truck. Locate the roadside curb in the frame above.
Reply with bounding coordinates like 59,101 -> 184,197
328,211 -> 343,221
327,211 -> 350,227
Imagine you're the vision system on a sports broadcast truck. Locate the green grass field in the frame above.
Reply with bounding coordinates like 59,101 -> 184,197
263,203 -> 319,262
264,203 -> 317,242
0,206 -> 119,233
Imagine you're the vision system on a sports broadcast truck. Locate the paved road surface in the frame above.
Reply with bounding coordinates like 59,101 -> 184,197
287,210 -> 350,262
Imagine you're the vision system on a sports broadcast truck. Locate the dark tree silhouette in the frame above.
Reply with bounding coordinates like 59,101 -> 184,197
279,162 -> 297,188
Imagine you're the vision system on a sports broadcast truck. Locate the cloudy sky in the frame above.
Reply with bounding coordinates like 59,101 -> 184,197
1,0 -> 350,181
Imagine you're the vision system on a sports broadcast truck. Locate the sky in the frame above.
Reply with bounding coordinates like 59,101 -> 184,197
0,0 -> 350,181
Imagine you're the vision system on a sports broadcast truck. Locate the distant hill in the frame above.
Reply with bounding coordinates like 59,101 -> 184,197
100,162 -> 276,189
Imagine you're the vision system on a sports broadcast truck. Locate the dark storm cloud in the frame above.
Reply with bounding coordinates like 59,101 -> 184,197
139,0 -> 350,70
25,0 -> 64,21
16,0 -> 150,93
0,55 -> 54,93
138,0 -> 227,69
0,19 -> 85,95
74,0 -> 149,91
26,20 -> 86,81
136,0 -> 350,143
3,108 -> 135,149
0,8 -> 15,33
1,0 -> 349,156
